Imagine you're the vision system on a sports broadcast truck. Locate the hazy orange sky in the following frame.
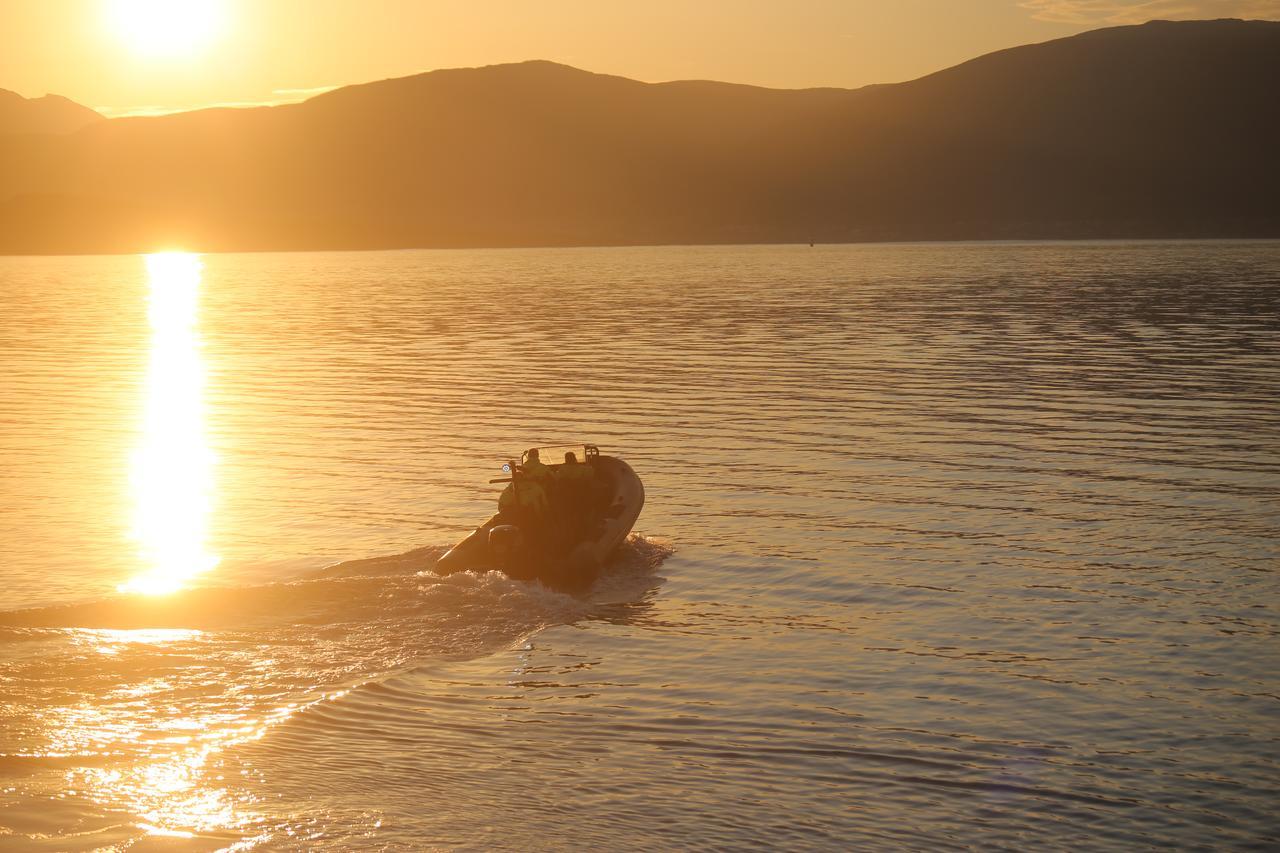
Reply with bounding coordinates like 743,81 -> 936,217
3,0 -> 1278,116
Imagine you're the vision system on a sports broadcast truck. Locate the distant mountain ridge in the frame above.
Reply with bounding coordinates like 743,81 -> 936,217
1,18 -> 1277,254
0,89 -> 101,135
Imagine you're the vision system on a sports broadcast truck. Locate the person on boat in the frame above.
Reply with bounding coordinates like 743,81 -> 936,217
497,472 -> 550,533
557,451 -> 593,485
521,448 -> 553,483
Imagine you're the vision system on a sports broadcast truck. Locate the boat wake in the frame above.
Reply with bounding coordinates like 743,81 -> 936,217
0,536 -> 669,849
0,534 -> 672,633
0,536 -> 672,841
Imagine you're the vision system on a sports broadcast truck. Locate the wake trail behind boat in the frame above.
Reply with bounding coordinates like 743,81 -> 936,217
0,536 -> 672,825
0,535 -> 672,632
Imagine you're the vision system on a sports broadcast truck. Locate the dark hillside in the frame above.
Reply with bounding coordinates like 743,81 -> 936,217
1,19 -> 1276,254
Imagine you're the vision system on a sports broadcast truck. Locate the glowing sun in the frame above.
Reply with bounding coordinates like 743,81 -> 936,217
106,0 -> 226,58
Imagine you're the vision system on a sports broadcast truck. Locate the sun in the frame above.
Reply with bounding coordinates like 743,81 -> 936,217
105,0 -> 227,59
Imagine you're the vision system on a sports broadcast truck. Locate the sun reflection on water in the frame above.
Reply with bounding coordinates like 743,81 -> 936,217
44,628 -> 354,842
120,252 -> 219,595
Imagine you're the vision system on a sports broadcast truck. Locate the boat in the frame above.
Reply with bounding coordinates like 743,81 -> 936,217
434,444 -> 645,590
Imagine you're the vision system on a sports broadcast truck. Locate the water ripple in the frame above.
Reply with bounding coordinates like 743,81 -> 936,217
0,242 -> 1277,848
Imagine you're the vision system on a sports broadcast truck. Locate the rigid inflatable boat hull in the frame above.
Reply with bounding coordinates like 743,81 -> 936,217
435,455 -> 644,590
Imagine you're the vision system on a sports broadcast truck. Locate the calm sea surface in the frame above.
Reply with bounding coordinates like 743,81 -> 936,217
0,242 -> 1277,850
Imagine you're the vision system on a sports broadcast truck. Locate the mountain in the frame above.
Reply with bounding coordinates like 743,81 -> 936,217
0,89 -> 101,135
1,18 -> 1277,255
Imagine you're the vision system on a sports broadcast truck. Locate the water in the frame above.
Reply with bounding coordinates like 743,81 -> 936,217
0,241 -> 1277,850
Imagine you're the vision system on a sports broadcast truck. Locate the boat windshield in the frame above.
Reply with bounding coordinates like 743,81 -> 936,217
523,444 -> 596,468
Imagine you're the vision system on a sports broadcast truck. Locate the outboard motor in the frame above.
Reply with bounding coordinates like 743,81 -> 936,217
487,525 -> 524,563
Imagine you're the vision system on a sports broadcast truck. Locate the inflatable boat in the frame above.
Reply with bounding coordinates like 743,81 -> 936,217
434,444 -> 644,590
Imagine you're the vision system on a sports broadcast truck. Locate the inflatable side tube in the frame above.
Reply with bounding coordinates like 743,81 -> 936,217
590,456 -> 645,564
435,513 -> 501,574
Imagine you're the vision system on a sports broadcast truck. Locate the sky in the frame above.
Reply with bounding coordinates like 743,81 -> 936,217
2,0 -> 1278,116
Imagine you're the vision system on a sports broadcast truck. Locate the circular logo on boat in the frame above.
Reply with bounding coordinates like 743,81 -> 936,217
501,463 -> 511,473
